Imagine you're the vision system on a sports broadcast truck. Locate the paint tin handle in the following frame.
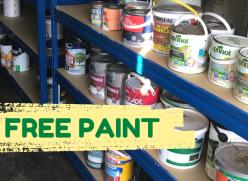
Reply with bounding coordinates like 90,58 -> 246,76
128,72 -> 156,96
202,12 -> 232,34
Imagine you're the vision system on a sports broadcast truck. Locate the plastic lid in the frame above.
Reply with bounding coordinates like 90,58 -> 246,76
214,35 -> 248,47
215,142 -> 248,179
152,5 -> 201,14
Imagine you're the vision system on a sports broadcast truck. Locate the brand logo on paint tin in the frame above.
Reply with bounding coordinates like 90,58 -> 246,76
240,58 -> 248,68
171,35 -> 188,44
213,46 -> 231,56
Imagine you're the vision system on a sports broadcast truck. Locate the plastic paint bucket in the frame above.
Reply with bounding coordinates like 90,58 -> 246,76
125,72 -> 159,108
169,15 -> 209,74
159,109 -> 209,169
1,44 -> 12,68
46,16 -> 63,49
160,89 -> 194,109
105,150 -> 133,181
89,54 -> 114,100
211,35 -> 248,60
106,63 -> 130,105
3,0 -> 20,17
122,7 -> 152,47
86,151 -> 104,169
12,49 -> 30,72
215,142 -> 248,181
233,76 -> 248,105
152,5 -> 201,55
103,4 -> 122,31
65,41 -> 88,75
205,123 -> 247,180
238,48 -> 248,81
208,53 -> 237,88
91,1 -> 104,27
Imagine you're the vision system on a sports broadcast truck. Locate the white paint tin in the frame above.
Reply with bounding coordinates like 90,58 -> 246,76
3,0 -> 20,17
211,35 -> 248,60
159,109 -> 209,169
46,16 -> 63,48
233,76 -> 248,105
86,151 -> 104,169
238,48 -> 248,81
1,44 -> 12,68
208,53 -> 237,88
214,142 -> 248,181
12,49 -> 30,72
205,123 -> 247,180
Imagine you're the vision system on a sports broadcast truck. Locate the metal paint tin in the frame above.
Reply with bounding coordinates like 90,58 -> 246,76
160,109 -> 209,169
89,54 -> 114,100
208,53 -> 237,88
106,63 -> 129,105
86,151 -> 104,169
3,0 -> 20,17
103,4 -> 122,31
215,142 -> 248,181
152,5 -> 202,55
124,1 -> 150,9
46,16 -> 63,48
238,48 -> 248,81
12,49 -> 30,72
169,16 -> 209,74
91,1 -> 104,27
122,7 -> 152,47
125,72 -> 159,108
105,150 -> 133,181
233,76 -> 248,105
65,41 -> 88,75
205,123 -> 247,180
160,89 -> 194,109
1,44 -> 12,68
211,35 -> 248,60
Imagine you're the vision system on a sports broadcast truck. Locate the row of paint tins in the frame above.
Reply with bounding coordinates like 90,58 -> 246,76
3,0 -> 20,18
159,109 -> 209,169
205,123 -> 247,180
105,150 -> 133,181
214,142 -> 248,181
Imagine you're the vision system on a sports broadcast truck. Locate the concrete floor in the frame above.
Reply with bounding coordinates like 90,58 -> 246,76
0,75 -> 82,181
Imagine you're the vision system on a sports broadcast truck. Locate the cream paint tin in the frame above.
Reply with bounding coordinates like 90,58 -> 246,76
205,123 -> 247,180
238,48 -> 248,81
159,109 -> 209,169
215,142 -> 248,181
233,76 -> 248,105
1,44 -> 12,68
211,35 -> 248,60
12,49 -> 30,72
208,53 -> 236,88
3,0 -> 20,17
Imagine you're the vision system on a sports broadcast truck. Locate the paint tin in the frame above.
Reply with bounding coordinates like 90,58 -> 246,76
106,63 -> 129,105
86,151 -> 104,169
89,54 -> 114,100
205,123 -> 247,180
233,76 -> 248,105
125,72 -> 159,108
159,109 -> 209,169
105,150 -> 133,181
160,89 -> 194,109
208,53 -> 236,88
122,6 -> 152,47
238,48 -> 248,81
65,41 -> 88,75
169,15 -> 209,74
46,16 -> 63,49
1,44 -> 12,68
215,142 -> 248,181
152,5 -> 201,55
103,4 -> 122,31
3,0 -> 20,17
12,49 -> 30,72
211,35 -> 248,60
91,1 -> 104,27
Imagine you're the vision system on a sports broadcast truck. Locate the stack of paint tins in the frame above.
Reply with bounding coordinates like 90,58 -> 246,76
208,35 -> 248,88
205,122 -> 247,180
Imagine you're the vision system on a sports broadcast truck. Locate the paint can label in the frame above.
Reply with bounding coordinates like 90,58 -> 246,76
233,77 -> 248,105
89,73 -> 105,99
238,55 -> 248,81
106,84 -> 121,104
1,45 -> 12,68
103,7 -> 122,31
91,2 -> 103,27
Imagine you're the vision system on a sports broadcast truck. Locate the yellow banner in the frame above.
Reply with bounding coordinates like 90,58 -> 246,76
0,103 -> 194,152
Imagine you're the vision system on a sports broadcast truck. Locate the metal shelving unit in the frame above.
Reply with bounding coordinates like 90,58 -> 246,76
0,0 -> 47,103
51,2 -> 248,181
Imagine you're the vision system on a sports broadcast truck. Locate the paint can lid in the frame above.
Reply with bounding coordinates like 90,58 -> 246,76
239,47 -> 248,58
124,1 -> 150,10
126,76 -> 157,90
173,24 -> 206,35
215,142 -> 248,179
214,35 -> 248,47
107,63 -> 130,74
91,54 -> 114,64
125,7 -> 151,16
152,5 -> 201,14
175,109 -> 209,134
